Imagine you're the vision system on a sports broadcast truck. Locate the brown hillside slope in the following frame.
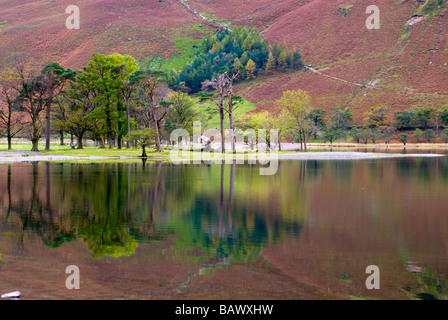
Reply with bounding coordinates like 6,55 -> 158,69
0,0 -> 447,120
0,0 -> 211,70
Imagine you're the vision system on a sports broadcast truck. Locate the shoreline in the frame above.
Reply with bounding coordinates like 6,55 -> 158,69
0,150 -> 444,163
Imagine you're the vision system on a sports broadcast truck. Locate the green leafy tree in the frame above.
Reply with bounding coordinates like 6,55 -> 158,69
56,75 -> 97,149
276,90 -> 312,151
308,108 -> 327,139
166,91 -> 199,135
398,133 -> 409,146
126,128 -> 158,158
395,111 -> 415,129
82,53 -> 124,149
360,128 -> 370,144
413,106 -> 435,129
438,105 -> 448,126
441,129 -> 448,144
332,107 -> 353,142
413,128 -> 424,143
423,129 -> 436,143
349,127 -> 363,143
108,54 -> 139,149
322,127 -> 343,145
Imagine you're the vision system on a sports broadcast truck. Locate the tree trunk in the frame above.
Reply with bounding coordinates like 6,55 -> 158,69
99,135 -> 105,149
152,108 -> 162,152
77,136 -> 84,149
60,130 -> 64,146
303,131 -> 308,152
126,98 -> 131,149
142,145 -> 148,158
7,124 -> 12,150
31,120 -> 40,152
229,111 -> 236,154
45,96 -> 53,151
220,108 -> 225,153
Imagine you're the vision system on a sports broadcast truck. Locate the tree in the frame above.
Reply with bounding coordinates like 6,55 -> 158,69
423,129 -> 436,143
13,57 -> 48,151
441,129 -> 448,144
413,128 -> 423,143
272,41 -> 282,61
322,127 -> 343,145
398,133 -> 409,145
126,128 -> 158,158
273,109 -> 292,151
277,47 -> 288,70
166,91 -> 199,134
364,104 -> 390,128
264,52 -> 276,74
380,127 -> 396,144
438,105 -> 448,126
41,63 -> 76,151
200,73 -> 229,153
245,59 -> 256,80
360,128 -> 370,144
0,74 -> 26,150
130,68 -> 173,152
109,54 -> 139,149
81,53 -> 124,149
224,71 -> 242,153
369,128 -> 381,144
276,90 -> 312,151
238,111 -> 275,150
413,105 -> 435,129
308,108 -> 327,139
332,107 -> 353,142
395,111 -> 415,129
56,75 -> 97,149
349,127 -> 363,144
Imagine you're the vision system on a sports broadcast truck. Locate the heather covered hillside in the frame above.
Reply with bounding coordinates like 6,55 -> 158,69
0,0 -> 447,119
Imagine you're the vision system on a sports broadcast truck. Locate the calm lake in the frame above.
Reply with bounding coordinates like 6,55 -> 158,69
1,151 -> 448,300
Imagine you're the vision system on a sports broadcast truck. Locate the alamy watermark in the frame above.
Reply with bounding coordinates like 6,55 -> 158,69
66,265 -> 80,290
365,265 -> 380,290
170,122 -> 279,176
66,5 -> 80,30
366,5 -> 380,30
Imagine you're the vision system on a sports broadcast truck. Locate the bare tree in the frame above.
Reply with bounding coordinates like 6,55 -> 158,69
0,75 -> 26,149
201,73 -> 229,153
12,57 -> 47,152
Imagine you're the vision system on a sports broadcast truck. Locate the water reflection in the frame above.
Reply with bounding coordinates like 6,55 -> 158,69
0,156 -> 448,300
0,161 -> 306,262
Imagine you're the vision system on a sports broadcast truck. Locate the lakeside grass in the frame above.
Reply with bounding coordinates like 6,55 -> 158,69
1,141 -> 446,161
0,143 -> 170,158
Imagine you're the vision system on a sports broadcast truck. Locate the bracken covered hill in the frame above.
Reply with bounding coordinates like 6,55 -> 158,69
0,0 -> 447,121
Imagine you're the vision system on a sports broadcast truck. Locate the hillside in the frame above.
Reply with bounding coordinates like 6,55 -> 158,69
0,0 -> 447,121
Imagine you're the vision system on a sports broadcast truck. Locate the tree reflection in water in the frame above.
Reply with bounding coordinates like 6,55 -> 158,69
0,161 -> 306,263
